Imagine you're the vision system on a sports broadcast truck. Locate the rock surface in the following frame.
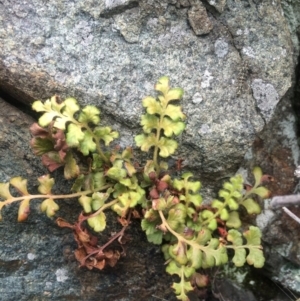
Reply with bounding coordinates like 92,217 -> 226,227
0,0 -> 293,180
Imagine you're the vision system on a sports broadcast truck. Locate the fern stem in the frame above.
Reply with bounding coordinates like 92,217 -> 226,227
158,210 -> 205,251
80,198 -> 118,222
201,203 -> 226,226
2,184 -> 112,206
153,134 -> 160,173
81,209 -> 132,262
153,94 -> 168,173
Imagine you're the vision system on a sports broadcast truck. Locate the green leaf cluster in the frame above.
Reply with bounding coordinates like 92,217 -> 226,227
0,77 -> 271,301
32,95 -> 118,162
140,167 -> 267,300
141,209 -> 164,244
135,76 -> 186,161
124,78 -> 269,300
163,232 -> 228,300
198,170 -> 267,233
0,175 -> 58,221
200,175 -> 245,231
227,226 -> 265,268
107,149 -> 146,217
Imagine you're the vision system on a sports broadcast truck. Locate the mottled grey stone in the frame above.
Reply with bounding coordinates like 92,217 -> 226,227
177,0 -> 191,8
215,38 -> 229,58
251,79 -> 280,123
0,0 -> 293,181
113,6 -> 142,43
207,0 -> 227,13
282,0 -> 300,60
188,0 -> 213,35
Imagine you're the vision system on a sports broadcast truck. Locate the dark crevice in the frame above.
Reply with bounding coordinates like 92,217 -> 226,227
0,88 -> 42,120
292,42 -> 300,140
99,0 -> 139,18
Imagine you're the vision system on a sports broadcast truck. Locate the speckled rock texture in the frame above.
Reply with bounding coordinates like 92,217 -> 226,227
0,0 -> 293,180
0,0 -> 300,300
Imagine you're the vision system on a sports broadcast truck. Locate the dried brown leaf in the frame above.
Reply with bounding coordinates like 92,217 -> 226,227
93,259 -> 106,270
132,209 -> 141,219
117,216 -> 130,227
74,247 -> 87,264
56,217 -> 74,229
261,174 -> 274,183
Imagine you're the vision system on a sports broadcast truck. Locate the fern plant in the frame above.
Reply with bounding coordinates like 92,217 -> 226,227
0,76 -> 270,300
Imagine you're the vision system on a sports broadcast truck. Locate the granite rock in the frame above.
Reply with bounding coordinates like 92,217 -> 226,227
0,0 -> 293,181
